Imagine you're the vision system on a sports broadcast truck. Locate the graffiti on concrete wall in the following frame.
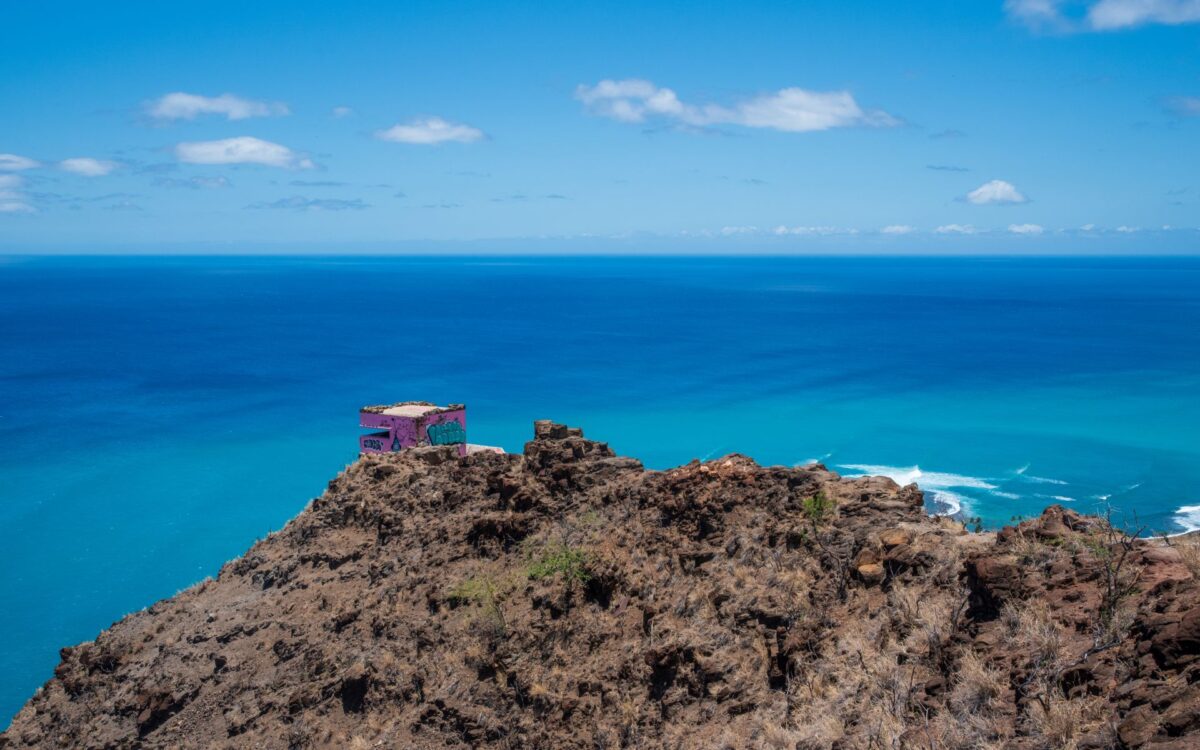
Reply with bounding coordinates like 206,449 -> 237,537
426,420 -> 466,446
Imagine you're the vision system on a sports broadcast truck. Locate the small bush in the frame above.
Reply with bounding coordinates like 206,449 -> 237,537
447,576 -> 506,634
1084,514 -> 1145,648
801,492 -> 835,526
526,543 -> 592,585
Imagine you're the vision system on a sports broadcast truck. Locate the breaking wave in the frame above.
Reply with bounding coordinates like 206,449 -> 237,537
1173,505 -> 1200,534
797,452 -> 834,467
838,464 -> 1002,517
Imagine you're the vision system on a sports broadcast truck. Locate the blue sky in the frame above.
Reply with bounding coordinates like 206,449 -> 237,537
1,0 -> 1198,253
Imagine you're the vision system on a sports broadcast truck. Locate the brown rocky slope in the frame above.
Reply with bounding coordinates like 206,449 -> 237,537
4,422 -> 1200,749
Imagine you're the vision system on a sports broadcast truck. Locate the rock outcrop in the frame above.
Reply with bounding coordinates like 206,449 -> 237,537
3,423 -> 1199,749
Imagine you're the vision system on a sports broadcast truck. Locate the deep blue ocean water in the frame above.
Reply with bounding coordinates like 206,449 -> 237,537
2,254 -> 1199,721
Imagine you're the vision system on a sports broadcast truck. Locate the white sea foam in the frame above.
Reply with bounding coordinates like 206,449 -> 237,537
990,490 -> 1020,500
1015,464 -> 1069,485
840,464 -> 997,491
796,452 -> 833,467
839,463 -> 997,516
927,489 -> 967,516
1173,505 -> 1200,534
1022,474 -> 1069,486
1051,495 -> 1075,503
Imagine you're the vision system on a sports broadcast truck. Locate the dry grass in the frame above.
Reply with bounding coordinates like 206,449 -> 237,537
1001,599 -> 1064,672
911,648 -> 1014,749
1168,534 -> 1200,580
776,579 -> 979,749
950,649 -> 1007,717
783,618 -> 916,748
1024,693 -> 1114,749
1006,530 -> 1067,573
887,583 -> 921,632
1093,597 -> 1138,651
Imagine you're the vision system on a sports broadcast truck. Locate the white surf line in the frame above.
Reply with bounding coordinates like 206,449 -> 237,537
1170,504 -> 1200,536
1014,463 -> 1070,485
795,452 -> 834,467
838,463 -> 1002,517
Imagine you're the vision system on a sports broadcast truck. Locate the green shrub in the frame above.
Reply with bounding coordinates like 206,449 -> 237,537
802,492 -> 835,526
525,543 -> 591,585
448,576 -> 506,634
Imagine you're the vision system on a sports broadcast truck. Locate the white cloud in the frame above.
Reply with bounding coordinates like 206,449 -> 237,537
576,79 -> 899,133
1116,225 -> 1140,232
154,175 -> 231,189
375,117 -> 484,145
773,225 -> 857,235
1089,0 -> 1200,28
1004,0 -> 1073,28
1080,223 -> 1097,231
967,179 -> 1027,205
881,224 -> 915,234
1165,96 -> 1200,116
0,176 -> 33,213
720,225 -> 760,235
247,196 -> 369,211
147,92 -> 289,121
935,224 -> 978,234
59,157 -> 118,176
331,106 -> 354,118
174,137 -> 313,169
1006,0 -> 1200,30
1008,223 -> 1045,234
0,153 -> 40,171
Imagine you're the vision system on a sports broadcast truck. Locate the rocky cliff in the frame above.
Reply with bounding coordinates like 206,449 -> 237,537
3,422 -> 1199,749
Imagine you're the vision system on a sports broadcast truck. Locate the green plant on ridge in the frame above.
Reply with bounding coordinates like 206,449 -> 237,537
802,491 -> 835,527
447,575 -> 506,634
525,542 -> 592,585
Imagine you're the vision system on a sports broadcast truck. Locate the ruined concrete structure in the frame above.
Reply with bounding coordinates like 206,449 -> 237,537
359,401 -> 467,456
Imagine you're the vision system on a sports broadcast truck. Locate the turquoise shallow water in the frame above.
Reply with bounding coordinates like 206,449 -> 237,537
1,254 -> 1199,721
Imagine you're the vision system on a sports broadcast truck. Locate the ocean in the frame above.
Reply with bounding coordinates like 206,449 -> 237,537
1,254 -> 1199,721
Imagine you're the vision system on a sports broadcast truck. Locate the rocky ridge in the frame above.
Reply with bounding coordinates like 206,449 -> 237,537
3,421 -> 1199,749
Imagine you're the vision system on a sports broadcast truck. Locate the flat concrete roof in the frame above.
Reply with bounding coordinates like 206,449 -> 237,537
381,404 -> 439,417
361,401 -> 464,417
